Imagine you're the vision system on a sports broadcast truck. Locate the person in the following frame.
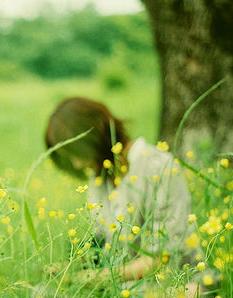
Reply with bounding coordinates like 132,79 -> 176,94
46,97 -> 195,294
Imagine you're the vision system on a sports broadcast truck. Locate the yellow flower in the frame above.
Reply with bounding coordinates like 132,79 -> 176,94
127,204 -> 135,214
116,214 -> 125,223
129,175 -> 138,183
77,249 -> 84,255
132,225 -> 141,235
71,237 -> 79,245
121,289 -> 130,298
103,159 -> 112,169
226,180 -> 233,191
214,257 -> 224,270
119,234 -> 127,241
1,216 -> 10,225
111,142 -> 123,154
225,222 -> 233,230
49,210 -> 57,218
109,223 -> 117,232
202,274 -> 214,286
185,233 -> 200,249
221,210 -> 229,221
114,176 -> 121,186
36,197 -> 47,208
87,202 -> 98,210
76,185 -> 88,193
0,189 -> 7,199
201,240 -> 208,247
219,158 -> 229,168
200,216 -> 222,235
105,242 -> 111,250
196,262 -> 206,272
188,214 -> 197,224
219,236 -> 225,243
84,242 -> 91,250
186,150 -> 195,160
94,176 -> 103,187
68,213 -> 76,220
68,228 -> 76,238
156,141 -> 169,152
38,207 -> 45,219
120,165 -> 128,173
161,251 -> 170,264
195,253 -> 203,261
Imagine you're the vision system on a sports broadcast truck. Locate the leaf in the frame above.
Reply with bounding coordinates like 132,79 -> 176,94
24,201 -> 39,250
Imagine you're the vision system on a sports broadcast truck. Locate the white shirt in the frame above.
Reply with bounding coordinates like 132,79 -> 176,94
89,138 -> 191,252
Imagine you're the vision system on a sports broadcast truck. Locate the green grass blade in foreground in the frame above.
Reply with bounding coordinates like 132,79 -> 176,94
22,128 -> 93,248
173,78 -> 226,155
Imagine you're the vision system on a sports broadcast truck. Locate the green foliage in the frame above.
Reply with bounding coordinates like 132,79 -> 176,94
0,8 -> 156,79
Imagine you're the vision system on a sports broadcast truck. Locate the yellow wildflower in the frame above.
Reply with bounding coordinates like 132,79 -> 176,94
201,240 -> 208,247
196,262 -> 206,272
1,216 -> 10,225
71,237 -> 79,245
48,210 -> 57,218
129,175 -> 138,183
94,176 -> 103,187
156,141 -> 169,152
226,180 -> 233,191
105,242 -> 111,250
0,189 -> 7,199
111,142 -> 123,154
103,159 -> 112,169
219,236 -> 225,243
127,204 -> 135,214
116,214 -> 125,223
152,175 -> 160,183
119,234 -> 127,241
161,251 -> 170,264
225,222 -> 233,230
224,196 -> 231,204
195,253 -> 203,261
132,225 -> 141,235
200,216 -> 222,235
77,249 -> 84,255
121,289 -> 130,298
114,176 -> 121,186
87,202 -> 98,210
83,242 -> 91,250
202,274 -> 214,286
68,228 -> 76,238
188,214 -> 197,224
214,257 -> 224,270
219,158 -> 229,168
185,233 -> 200,249
120,165 -> 128,173
109,223 -> 117,232
37,197 -> 47,208
68,213 -> 76,220
186,150 -> 195,160
76,185 -> 88,193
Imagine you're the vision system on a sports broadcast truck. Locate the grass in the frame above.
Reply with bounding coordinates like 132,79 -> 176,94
0,76 -> 233,297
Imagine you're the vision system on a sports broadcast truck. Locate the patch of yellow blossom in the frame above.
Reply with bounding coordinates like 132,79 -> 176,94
1,216 -> 11,225
151,175 -> 160,183
121,289 -> 131,298
225,222 -> 233,230
188,214 -> 197,224
219,235 -> 225,243
76,249 -> 84,256
196,262 -> 206,272
131,225 -> 141,235
221,210 -> 229,221
214,257 -> 224,270
116,214 -> 125,223
68,213 -> 76,220
111,142 -> 123,155
120,165 -> 128,173
202,274 -> 214,286
127,203 -> 135,214
83,242 -> 91,250
76,185 -> 88,193
201,240 -> 208,247
105,242 -> 111,250
114,176 -> 121,186
200,216 -> 222,235
103,159 -> 112,169
86,202 -> 98,210
219,158 -> 229,168
0,189 -> 7,199
226,180 -> 233,191
185,233 -> 200,249
224,196 -> 231,204
68,228 -> 76,238
49,210 -> 57,218
186,150 -> 195,160
109,223 -> 117,232
195,253 -> 203,261
161,251 -> 170,264
156,141 -> 169,152
95,176 -> 103,187
71,237 -> 79,245
129,175 -> 138,183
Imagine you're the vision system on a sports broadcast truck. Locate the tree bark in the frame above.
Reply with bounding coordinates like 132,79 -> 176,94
143,0 -> 233,152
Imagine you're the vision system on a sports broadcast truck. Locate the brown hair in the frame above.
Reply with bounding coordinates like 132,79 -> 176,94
45,97 -> 129,178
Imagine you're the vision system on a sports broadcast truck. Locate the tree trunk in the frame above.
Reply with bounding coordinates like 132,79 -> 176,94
143,0 -> 233,152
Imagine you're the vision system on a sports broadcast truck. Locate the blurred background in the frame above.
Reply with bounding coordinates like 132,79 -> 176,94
0,0 -> 161,177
